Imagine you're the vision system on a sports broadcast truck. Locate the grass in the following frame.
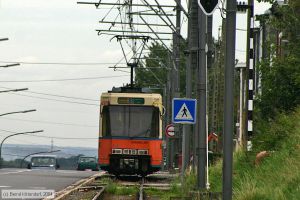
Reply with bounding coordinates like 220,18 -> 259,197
208,107 -> 300,200
104,178 -> 138,195
145,187 -> 175,200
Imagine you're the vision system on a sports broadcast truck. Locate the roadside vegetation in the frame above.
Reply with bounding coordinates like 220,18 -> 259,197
209,108 -> 300,199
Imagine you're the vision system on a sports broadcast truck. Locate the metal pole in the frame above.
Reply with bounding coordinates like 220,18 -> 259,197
254,29 -> 260,95
0,130 -> 44,168
0,63 -> 20,68
190,0 -> 199,170
238,68 -> 244,149
131,64 -> 134,87
222,0 -> 236,198
0,109 -> 36,117
245,0 -> 254,147
167,55 -> 173,170
171,0 -> 182,170
175,0 -> 181,95
0,88 -> 28,93
197,7 -> 207,189
207,16 -> 213,69
182,0 -> 193,176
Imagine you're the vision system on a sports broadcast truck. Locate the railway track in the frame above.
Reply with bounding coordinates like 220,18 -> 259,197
56,184 -> 107,200
116,173 -> 172,200
88,186 -> 106,200
49,172 -> 107,200
52,172 -> 173,200
138,177 -> 145,200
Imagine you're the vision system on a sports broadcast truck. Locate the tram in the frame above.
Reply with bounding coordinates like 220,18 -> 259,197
98,87 -> 163,176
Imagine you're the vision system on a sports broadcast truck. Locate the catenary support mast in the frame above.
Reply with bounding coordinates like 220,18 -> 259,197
222,0 -> 236,198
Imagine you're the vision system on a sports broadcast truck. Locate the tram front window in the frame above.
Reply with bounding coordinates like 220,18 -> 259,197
102,105 -> 159,138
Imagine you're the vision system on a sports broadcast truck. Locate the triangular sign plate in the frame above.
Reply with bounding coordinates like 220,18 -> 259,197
175,103 -> 193,120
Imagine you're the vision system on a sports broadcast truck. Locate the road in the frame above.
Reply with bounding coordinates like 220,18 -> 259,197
0,168 -> 99,197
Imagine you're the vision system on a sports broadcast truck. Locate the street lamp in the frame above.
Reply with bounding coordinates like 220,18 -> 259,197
0,109 -> 36,117
0,130 -> 44,168
0,88 -> 28,93
0,63 -> 20,68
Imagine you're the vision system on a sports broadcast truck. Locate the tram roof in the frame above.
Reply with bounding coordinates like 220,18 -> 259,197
108,86 -> 154,93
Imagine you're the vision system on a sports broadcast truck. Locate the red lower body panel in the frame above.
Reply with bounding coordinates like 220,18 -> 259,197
98,138 -> 162,175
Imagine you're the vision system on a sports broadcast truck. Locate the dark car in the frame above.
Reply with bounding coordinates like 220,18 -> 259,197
77,156 -> 99,171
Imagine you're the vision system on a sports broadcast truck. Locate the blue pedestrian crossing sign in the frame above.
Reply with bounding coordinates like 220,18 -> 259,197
172,98 -> 197,124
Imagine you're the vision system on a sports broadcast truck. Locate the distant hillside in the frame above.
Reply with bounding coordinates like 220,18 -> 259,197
2,143 -> 97,161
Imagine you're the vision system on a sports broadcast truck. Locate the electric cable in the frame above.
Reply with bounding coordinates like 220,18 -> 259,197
0,117 -> 98,128
0,129 -> 97,140
0,86 -> 98,102
0,61 -> 125,66
0,75 -> 128,83
6,92 -> 99,106
27,135 -> 97,140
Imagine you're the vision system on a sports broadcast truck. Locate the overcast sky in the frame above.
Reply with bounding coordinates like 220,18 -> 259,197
0,0 -> 270,151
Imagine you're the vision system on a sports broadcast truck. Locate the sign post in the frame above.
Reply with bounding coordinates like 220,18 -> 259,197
172,98 -> 197,178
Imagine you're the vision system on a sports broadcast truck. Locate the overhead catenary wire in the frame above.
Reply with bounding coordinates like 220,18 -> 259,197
0,86 -> 98,102
94,0 -> 181,54
0,117 -> 97,128
0,129 -> 97,140
27,134 -> 97,140
0,61 -> 125,66
6,92 -> 99,106
0,75 -> 128,83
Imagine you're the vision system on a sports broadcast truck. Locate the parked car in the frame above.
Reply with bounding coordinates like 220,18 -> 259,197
77,156 -> 99,171
28,155 -> 59,170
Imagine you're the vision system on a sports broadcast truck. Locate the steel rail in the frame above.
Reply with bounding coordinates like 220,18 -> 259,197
139,177 -> 145,200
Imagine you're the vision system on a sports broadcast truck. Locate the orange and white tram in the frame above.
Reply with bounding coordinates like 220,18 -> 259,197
98,87 -> 163,176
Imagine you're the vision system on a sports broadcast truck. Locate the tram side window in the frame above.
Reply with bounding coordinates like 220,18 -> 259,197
101,106 -> 111,137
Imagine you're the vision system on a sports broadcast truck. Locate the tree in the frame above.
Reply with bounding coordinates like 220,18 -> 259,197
135,42 -> 187,96
256,1 -> 300,119
135,42 -> 169,89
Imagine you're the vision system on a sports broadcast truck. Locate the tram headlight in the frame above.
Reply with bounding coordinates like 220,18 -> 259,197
123,149 -> 130,154
138,150 -> 149,155
131,149 -> 137,155
112,149 -> 122,154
